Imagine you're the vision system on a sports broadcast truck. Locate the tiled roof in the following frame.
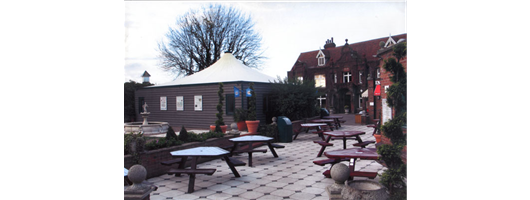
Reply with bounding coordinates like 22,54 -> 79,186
291,34 -> 407,69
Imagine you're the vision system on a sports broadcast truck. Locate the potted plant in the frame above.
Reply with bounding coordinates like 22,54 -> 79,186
344,105 -> 350,114
245,83 -> 259,135
210,83 -> 227,133
373,119 -> 382,143
234,108 -> 247,131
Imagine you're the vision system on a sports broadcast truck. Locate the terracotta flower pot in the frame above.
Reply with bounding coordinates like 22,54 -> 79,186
237,121 -> 247,131
245,120 -> 260,135
374,134 -> 382,143
210,125 -> 228,133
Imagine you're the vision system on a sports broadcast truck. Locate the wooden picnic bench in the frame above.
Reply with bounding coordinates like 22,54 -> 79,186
229,135 -> 280,167
169,147 -> 242,193
322,148 -> 380,180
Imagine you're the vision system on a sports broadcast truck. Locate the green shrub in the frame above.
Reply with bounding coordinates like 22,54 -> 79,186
258,123 -> 278,142
178,126 -> 189,142
215,82 -> 225,126
247,82 -> 257,120
269,77 -> 320,121
165,126 -> 179,141
145,137 -> 183,151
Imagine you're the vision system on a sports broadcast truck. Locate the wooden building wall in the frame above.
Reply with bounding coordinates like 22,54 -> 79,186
134,82 -> 274,130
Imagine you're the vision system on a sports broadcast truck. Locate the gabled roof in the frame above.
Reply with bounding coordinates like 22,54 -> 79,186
142,71 -> 151,77
151,52 -> 276,87
291,34 -> 407,69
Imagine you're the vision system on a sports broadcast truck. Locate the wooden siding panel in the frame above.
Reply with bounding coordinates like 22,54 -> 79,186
134,82 -> 275,130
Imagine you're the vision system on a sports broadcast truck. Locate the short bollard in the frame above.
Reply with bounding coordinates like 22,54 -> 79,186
325,163 -> 350,200
124,165 -> 158,200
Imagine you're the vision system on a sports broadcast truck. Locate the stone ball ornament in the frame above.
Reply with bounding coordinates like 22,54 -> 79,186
128,164 -> 147,184
330,163 -> 350,184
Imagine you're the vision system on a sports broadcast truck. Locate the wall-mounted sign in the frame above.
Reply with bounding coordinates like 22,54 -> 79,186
369,102 -> 374,106
160,96 -> 167,110
375,80 -> 380,85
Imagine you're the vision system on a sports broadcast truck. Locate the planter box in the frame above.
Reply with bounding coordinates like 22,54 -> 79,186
124,135 -> 238,179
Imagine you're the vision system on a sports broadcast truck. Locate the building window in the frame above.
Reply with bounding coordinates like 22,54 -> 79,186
315,74 -> 326,88
176,96 -> 184,111
194,95 -> 202,111
359,71 -> 363,84
317,51 -> 326,66
343,72 -> 352,83
359,95 -> 363,109
226,94 -> 235,115
376,68 -> 381,78
297,76 -> 303,83
334,74 -> 337,83
160,96 -> 167,110
318,57 -> 325,66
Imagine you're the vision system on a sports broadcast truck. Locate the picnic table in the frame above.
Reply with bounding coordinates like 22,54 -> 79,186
313,131 -> 366,157
169,147 -> 242,193
229,135 -> 281,167
323,115 -> 344,129
310,119 -> 335,130
322,147 -> 380,179
294,123 -> 328,140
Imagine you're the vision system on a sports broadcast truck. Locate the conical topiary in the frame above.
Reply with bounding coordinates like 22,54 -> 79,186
165,126 -> 178,141
178,126 -> 189,142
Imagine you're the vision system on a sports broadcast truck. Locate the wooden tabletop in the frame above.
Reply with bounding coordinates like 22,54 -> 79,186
230,135 -> 273,142
323,131 -> 365,137
170,147 -> 229,157
300,123 -> 327,127
310,119 -> 335,123
323,115 -> 343,119
324,148 -> 379,160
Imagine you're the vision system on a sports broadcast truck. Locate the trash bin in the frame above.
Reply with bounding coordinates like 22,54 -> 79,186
320,108 -> 330,118
277,116 -> 293,143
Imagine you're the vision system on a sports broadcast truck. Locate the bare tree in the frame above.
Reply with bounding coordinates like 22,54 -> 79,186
158,4 -> 265,77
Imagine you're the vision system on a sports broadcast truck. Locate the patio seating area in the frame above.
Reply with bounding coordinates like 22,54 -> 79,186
137,119 -> 388,200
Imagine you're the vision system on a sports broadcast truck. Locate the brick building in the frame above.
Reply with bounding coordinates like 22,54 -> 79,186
287,34 -> 406,124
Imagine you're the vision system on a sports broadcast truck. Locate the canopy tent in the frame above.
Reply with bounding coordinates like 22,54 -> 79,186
151,52 -> 276,87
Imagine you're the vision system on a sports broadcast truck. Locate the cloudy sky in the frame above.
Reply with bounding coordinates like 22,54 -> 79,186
124,1 -> 407,84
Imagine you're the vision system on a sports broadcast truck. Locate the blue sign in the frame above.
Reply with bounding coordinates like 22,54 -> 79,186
246,88 -> 252,97
234,86 -> 240,97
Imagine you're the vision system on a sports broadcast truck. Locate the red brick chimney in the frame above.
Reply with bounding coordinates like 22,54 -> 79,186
324,37 -> 336,49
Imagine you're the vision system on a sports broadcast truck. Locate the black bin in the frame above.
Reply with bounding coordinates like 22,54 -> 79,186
277,116 -> 293,143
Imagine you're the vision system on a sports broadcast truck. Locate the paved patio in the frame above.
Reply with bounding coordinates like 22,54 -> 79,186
142,116 -> 387,200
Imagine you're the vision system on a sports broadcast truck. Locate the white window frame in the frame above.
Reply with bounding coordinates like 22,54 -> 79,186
359,71 -> 363,84
176,96 -> 184,111
334,74 -> 337,83
376,68 -> 381,78
343,72 -> 352,83
297,76 -> 303,83
194,95 -> 203,111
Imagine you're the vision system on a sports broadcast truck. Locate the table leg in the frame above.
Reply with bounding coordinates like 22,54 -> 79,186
266,142 -> 278,157
175,156 -> 188,177
317,136 -> 333,157
248,152 -> 253,167
223,155 -> 241,177
187,157 -> 198,193
229,142 -> 238,155
343,137 -> 347,149
293,127 -> 303,140
348,158 -> 356,180
316,126 -> 325,140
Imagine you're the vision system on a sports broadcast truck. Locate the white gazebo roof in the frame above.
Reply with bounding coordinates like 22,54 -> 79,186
151,52 -> 276,87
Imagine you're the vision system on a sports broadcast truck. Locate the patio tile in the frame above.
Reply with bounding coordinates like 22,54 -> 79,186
270,189 -> 295,197
238,191 -> 265,199
135,123 -> 389,200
